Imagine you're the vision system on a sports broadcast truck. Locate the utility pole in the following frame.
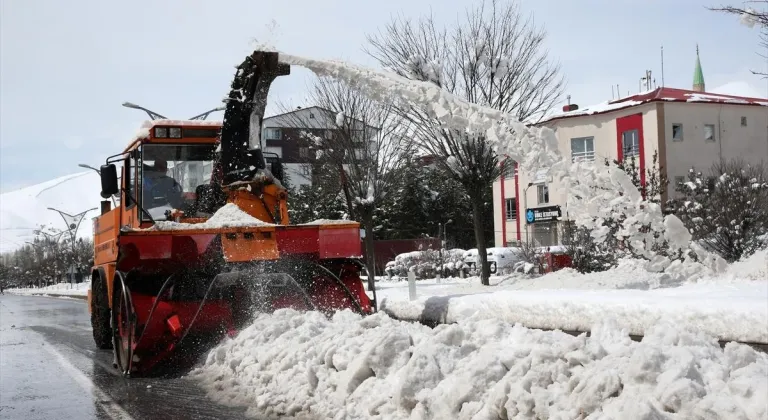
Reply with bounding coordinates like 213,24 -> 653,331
47,207 -> 97,287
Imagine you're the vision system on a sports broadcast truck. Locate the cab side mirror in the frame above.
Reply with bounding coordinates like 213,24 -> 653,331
100,164 -> 119,199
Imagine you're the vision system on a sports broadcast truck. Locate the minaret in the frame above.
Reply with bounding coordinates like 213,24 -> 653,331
693,44 -> 705,92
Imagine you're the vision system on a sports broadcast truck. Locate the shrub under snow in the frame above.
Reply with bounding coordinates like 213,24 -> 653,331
193,310 -> 767,420
384,249 -> 466,279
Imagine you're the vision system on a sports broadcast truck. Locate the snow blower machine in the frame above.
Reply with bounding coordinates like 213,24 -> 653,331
88,51 -> 374,376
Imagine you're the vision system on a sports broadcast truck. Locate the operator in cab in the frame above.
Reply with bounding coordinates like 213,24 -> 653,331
142,159 -> 184,214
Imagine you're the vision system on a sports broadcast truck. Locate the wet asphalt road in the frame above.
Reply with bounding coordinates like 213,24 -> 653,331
0,294 -> 251,420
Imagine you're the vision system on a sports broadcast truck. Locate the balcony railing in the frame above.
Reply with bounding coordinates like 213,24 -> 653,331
623,145 -> 640,158
571,150 -> 595,162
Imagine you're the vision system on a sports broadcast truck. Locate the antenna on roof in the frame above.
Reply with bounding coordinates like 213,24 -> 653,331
122,102 -> 168,120
660,45 -> 665,87
189,105 -> 226,120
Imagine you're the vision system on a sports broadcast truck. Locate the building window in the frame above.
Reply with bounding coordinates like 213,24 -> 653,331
674,176 -> 685,186
265,128 -> 282,140
532,223 -> 558,247
265,146 -> 282,158
704,124 -> 716,142
299,147 -> 309,159
741,116 -> 747,127
505,198 -> 517,220
622,129 -> 640,157
351,130 -> 365,143
537,184 -> 549,204
309,113 -> 315,119
672,123 -> 683,142
570,137 -> 595,162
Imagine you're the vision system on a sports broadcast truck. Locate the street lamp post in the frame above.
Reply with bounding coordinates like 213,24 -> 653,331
189,106 -> 225,121
122,102 -> 168,120
437,219 -> 453,279
47,207 -> 97,288
523,183 -> 534,243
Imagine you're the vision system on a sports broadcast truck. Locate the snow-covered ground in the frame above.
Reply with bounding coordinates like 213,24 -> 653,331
8,281 -> 90,298
376,253 -> 768,343
193,310 -> 767,420
190,251 -> 768,420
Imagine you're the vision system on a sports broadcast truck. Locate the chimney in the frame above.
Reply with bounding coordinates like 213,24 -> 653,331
562,104 -> 579,112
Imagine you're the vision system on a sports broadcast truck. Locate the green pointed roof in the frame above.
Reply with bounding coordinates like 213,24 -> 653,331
693,45 -> 705,91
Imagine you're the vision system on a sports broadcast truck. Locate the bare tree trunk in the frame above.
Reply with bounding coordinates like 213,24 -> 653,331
470,196 -> 490,285
338,165 -> 356,221
361,209 -> 378,306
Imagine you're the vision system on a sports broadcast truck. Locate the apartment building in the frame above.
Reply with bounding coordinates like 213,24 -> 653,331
493,58 -> 768,247
261,106 -> 377,188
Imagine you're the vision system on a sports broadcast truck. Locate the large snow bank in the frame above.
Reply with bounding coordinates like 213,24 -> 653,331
194,310 -> 767,420
380,281 -> 768,343
722,247 -> 768,281
375,252 -> 768,343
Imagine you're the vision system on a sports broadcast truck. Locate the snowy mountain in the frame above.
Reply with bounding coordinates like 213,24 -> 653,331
0,171 -> 103,254
711,80 -> 766,98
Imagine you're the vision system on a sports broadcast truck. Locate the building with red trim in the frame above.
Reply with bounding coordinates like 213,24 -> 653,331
493,55 -> 768,247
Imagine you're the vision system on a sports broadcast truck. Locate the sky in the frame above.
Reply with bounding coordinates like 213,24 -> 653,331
1,0 -> 765,193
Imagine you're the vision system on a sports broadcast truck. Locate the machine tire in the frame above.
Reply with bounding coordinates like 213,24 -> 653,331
91,272 -> 113,349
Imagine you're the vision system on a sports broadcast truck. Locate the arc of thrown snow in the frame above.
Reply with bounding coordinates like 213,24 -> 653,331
277,53 -> 564,179
277,52 -> 718,272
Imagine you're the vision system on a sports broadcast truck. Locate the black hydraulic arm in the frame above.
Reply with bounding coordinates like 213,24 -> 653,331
219,51 -> 290,186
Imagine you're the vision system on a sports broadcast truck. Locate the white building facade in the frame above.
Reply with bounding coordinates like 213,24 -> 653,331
492,87 -> 768,247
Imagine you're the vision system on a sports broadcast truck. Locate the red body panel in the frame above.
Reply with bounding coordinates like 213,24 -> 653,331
318,227 -> 361,259
130,293 -> 233,373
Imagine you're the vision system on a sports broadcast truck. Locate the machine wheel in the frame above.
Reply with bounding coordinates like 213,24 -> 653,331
111,272 -> 136,376
90,272 -> 112,350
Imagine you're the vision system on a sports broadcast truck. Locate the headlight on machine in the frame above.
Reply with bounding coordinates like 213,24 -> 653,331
169,127 -> 182,138
154,127 -> 168,138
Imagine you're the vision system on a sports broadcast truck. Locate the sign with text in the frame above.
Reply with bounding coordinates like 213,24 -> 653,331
525,205 -> 562,224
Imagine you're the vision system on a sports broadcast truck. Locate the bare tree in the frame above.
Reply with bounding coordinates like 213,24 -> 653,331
365,0 -> 564,285
710,1 -> 768,78
278,77 -> 415,293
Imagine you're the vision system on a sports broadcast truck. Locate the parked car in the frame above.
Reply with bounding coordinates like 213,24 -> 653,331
462,247 -> 525,276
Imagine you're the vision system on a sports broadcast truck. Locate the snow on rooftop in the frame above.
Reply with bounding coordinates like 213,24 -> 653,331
139,119 -> 222,128
298,219 -> 358,226
541,87 -> 768,124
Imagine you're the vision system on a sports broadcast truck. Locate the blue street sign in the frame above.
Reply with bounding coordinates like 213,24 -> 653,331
526,209 -> 535,223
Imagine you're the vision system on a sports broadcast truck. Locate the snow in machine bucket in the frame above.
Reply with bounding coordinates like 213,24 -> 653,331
88,51 -> 374,377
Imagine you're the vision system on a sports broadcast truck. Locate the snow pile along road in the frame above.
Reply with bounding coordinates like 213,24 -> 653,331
8,281 -> 90,298
376,249 -> 768,343
193,310 -> 767,420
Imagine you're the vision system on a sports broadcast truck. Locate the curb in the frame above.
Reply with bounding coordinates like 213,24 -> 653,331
7,291 -> 87,301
